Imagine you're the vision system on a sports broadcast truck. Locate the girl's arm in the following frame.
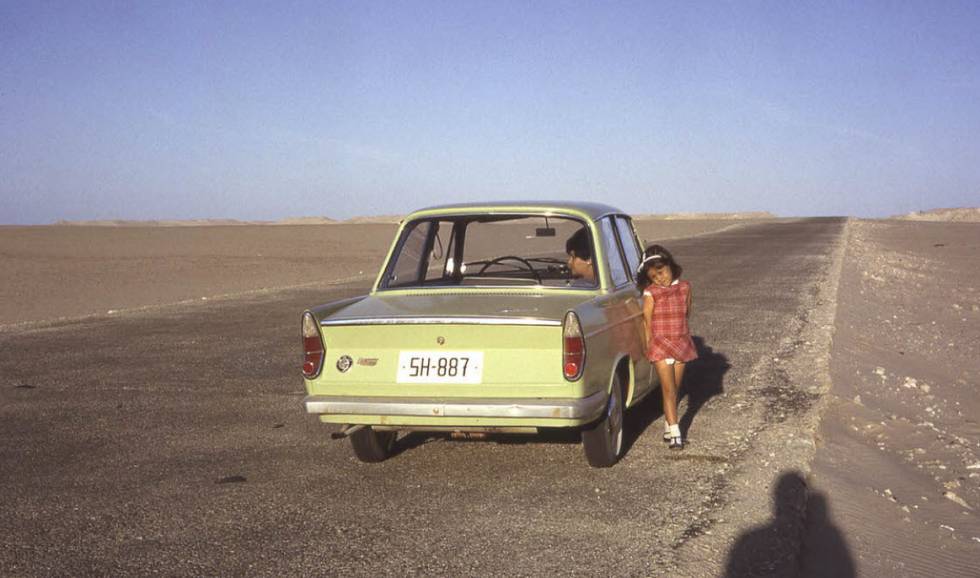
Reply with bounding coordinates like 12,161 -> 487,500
686,284 -> 693,318
642,293 -> 655,350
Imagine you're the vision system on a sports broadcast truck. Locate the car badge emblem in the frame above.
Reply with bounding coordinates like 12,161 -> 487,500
336,355 -> 353,372
436,336 -> 445,345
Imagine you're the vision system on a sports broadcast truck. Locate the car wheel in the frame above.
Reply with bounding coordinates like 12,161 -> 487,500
350,427 -> 397,463
582,373 -> 625,468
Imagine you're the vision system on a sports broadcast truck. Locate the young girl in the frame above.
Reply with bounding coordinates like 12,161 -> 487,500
638,244 -> 696,449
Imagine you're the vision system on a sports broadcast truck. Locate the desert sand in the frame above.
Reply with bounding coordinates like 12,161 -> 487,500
0,217 -> 749,328
803,218 -> 980,576
896,207 -> 980,223
0,223 -> 398,328
1,212 -> 976,574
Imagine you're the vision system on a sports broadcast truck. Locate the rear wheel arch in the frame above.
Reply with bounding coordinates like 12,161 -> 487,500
582,369 -> 625,467
611,354 -> 635,406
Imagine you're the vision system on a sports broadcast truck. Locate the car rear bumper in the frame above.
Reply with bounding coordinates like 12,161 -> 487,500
304,391 -> 607,421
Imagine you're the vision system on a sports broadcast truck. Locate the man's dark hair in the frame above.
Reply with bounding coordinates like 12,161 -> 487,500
565,227 -> 592,261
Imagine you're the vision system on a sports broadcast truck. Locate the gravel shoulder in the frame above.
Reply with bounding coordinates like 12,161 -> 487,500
670,218 -> 849,577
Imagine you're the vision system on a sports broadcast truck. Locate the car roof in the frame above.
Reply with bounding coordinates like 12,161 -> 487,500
405,201 -> 627,222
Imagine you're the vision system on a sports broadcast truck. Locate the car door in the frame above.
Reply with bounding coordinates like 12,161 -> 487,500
596,216 -> 654,404
612,216 -> 655,400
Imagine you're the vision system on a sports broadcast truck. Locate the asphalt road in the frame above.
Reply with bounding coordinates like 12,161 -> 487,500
0,218 -> 846,576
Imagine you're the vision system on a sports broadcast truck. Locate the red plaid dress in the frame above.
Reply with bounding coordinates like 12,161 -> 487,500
644,280 -> 697,362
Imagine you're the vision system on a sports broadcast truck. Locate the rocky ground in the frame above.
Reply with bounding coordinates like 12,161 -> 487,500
804,219 -> 980,577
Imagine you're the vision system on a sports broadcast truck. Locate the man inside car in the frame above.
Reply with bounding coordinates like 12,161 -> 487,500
565,227 -> 596,285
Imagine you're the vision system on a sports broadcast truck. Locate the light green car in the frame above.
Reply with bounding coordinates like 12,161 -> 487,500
302,202 -> 658,467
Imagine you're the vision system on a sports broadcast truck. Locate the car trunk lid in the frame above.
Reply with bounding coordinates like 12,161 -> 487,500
310,293 -> 589,396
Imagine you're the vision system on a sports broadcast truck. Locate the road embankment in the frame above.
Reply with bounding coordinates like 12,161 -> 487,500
802,219 -> 980,577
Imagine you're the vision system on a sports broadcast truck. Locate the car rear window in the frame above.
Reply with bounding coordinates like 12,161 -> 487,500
380,215 -> 597,289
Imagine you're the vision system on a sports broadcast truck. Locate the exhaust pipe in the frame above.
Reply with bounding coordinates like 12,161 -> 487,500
330,424 -> 364,439
450,431 -> 487,440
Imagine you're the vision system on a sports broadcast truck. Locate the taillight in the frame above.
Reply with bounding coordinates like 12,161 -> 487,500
563,311 -> 585,380
302,312 -> 325,379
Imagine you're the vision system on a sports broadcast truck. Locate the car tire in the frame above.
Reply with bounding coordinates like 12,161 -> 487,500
350,427 -> 397,463
582,373 -> 625,468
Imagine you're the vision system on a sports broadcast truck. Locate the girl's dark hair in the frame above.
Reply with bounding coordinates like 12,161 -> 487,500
635,244 -> 682,291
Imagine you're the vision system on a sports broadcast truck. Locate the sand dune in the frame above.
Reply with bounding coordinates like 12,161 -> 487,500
47,211 -> 781,227
53,218 -> 274,227
634,211 -> 776,220
896,207 -> 980,222
268,217 -> 338,225
52,207 -> 980,226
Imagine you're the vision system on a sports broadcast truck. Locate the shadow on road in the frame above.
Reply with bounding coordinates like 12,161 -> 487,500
725,470 -> 855,578
679,336 -> 730,438
624,335 -> 728,452
386,429 -> 581,456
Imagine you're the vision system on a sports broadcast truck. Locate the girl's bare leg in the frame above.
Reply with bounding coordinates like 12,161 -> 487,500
673,362 -> 687,397
654,360 -> 679,426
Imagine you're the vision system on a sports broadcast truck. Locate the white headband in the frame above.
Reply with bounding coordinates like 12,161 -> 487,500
637,254 -> 666,273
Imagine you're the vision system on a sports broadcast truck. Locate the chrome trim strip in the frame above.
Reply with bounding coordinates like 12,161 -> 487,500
304,391 -> 607,420
320,316 -> 562,327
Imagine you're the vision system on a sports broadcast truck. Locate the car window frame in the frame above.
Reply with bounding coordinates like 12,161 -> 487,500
376,213 -> 598,291
381,219 -> 433,289
613,215 -> 642,285
597,216 -> 632,290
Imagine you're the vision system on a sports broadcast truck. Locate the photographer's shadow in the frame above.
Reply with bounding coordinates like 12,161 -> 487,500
624,335 -> 729,451
725,471 -> 855,577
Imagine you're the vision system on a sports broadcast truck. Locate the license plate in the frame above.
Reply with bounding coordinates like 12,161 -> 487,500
396,351 -> 484,384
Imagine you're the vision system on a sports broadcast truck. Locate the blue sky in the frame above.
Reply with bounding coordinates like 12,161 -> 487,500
2,1 -> 978,224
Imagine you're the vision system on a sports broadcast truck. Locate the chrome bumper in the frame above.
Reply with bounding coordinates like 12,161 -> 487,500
304,391 -> 607,421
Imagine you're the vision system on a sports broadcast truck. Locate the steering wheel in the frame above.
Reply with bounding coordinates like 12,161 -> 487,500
526,257 -> 571,276
477,255 -> 542,284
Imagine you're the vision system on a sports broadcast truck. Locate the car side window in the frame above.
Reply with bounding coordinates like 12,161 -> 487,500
614,216 -> 642,281
598,217 -> 630,288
